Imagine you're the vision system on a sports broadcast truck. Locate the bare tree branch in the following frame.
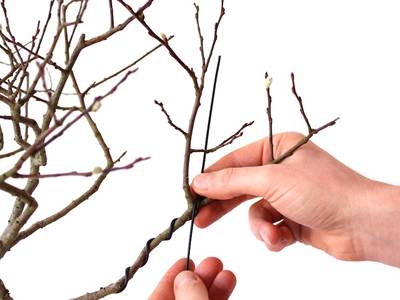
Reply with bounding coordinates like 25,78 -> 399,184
191,121 -> 254,154
108,0 -> 115,29
291,72 -> 313,133
0,278 -> 12,300
154,100 -> 187,136
265,72 -> 274,161
84,35 -> 174,95
194,4 -> 205,68
84,0 -> 155,47
13,157 -> 150,179
272,118 -> 339,164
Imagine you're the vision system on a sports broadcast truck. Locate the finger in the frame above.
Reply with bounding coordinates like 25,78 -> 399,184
193,164 -> 291,201
204,132 -> 304,173
174,271 -> 209,300
149,258 -> 195,300
249,200 -> 296,251
208,270 -> 237,300
194,257 -> 223,288
248,199 -> 282,241
195,196 -> 249,228
205,138 -> 268,172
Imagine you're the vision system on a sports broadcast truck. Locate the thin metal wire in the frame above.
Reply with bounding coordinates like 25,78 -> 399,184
118,217 -> 178,293
185,55 -> 222,270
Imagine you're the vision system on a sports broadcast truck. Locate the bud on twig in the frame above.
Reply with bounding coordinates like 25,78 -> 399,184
91,101 -> 101,112
265,72 -> 273,90
160,33 -> 168,43
92,166 -> 103,174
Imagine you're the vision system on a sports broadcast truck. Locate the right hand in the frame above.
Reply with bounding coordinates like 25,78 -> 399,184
192,132 -> 400,266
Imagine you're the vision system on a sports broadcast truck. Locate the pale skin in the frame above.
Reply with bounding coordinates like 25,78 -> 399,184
151,132 -> 400,299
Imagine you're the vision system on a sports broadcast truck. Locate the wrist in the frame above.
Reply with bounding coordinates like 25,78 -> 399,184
354,180 -> 400,267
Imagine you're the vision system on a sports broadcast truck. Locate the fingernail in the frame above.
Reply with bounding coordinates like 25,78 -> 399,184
259,229 -> 272,246
175,271 -> 199,290
193,174 -> 210,191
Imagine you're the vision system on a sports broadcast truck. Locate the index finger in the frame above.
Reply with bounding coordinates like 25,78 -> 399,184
205,132 -> 306,172
205,138 -> 268,173
149,258 -> 195,300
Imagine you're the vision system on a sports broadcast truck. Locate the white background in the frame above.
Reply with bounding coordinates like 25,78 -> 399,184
1,0 -> 400,299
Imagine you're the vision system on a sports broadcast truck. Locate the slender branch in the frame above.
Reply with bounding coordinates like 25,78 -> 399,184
191,121 -> 254,154
35,0 -> 55,54
0,278 -> 12,300
291,72 -> 313,133
116,0 -> 199,90
265,72 -> 274,161
0,0 -> 23,63
18,21 -> 64,106
84,36 -> 174,95
13,157 -> 150,179
194,4 -> 205,67
203,0 -> 225,75
0,124 -> 3,150
0,115 -> 41,136
0,148 -> 23,159
37,61 -> 52,101
0,28 -> 18,67
108,0 -> 115,29
272,118 -> 339,164
66,0 -> 88,48
83,0 -> 155,47
154,100 -> 187,136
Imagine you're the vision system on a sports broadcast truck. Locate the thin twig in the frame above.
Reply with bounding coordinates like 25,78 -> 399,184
35,0 -> 55,54
291,72 -> 312,133
116,0 -> 199,90
194,4 -> 205,67
1,0 -> 23,62
13,157 -> 150,179
265,72 -> 274,161
84,0 -> 155,47
191,121 -> 254,154
0,278 -> 13,300
154,100 -> 187,136
84,36 -> 174,95
108,0 -> 115,29
0,148 -> 23,159
272,118 -> 339,164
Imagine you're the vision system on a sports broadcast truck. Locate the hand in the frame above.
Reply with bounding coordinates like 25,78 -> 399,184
149,257 -> 236,300
192,132 -> 400,266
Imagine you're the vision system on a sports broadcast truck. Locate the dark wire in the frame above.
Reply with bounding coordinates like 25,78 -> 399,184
186,55 -> 222,270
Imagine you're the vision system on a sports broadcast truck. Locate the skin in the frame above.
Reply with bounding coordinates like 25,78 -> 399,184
149,257 -> 236,300
151,132 -> 400,298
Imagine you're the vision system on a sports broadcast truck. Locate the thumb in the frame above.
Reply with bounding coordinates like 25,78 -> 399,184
174,271 -> 209,300
192,165 -> 289,200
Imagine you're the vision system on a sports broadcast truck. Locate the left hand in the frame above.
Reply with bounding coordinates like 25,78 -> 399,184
149,257 -> 236,300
